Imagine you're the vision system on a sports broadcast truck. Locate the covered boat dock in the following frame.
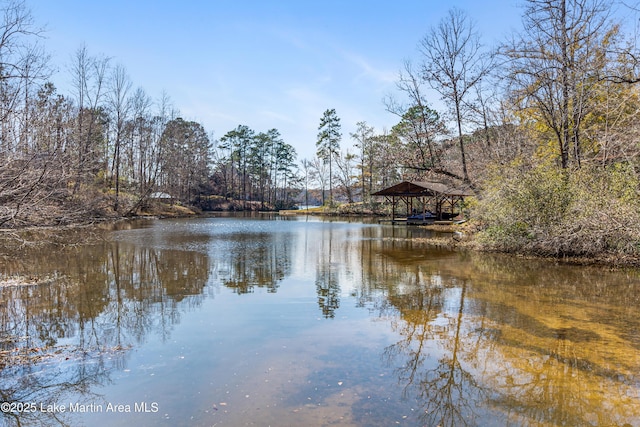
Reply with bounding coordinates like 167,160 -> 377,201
371,181 -> 474,224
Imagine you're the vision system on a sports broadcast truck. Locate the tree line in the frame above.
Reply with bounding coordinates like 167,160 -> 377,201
301,0 -> 640,259
0,0 -> 214,226
0,1 -> 303,225
213,125 -> 297,210
3,0 -> 640,261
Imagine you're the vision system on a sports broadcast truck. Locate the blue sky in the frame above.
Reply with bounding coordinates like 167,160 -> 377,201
27,0 -> 523,161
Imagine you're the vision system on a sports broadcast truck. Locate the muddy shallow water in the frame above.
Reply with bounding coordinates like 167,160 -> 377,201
1,215 -> 639,426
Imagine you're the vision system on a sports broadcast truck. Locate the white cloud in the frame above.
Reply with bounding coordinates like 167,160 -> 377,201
339,50 -> 397,86
258,110 -> 296,124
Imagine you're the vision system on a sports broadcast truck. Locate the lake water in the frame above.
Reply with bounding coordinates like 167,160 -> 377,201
1,215 -> 640,427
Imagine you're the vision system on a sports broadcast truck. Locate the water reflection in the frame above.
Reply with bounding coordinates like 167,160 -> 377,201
315,222 -> 341,318
0,217 -> 639,426
382,282 -> 487,427
1,241 -> 210,426
367,248 -> 640,426
213,230 -> 291,294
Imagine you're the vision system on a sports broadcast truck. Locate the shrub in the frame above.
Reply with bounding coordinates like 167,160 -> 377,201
474,161 -> 640,258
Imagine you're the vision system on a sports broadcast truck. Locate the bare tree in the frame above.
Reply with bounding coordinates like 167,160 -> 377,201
68,45 -> 111,193
420,8 -> 491,183
127,87 -> 152,192
299,158 -> 313,209
0,1 -> 61,227
18,44 -> 50,154
386,61 -> 443,170
310,155 -> 329,206
107,64 -> 132,211
335,149 -> 357,203
502,0 -> 614,168
350,121 -> 375,204
0,0 -> 47,155
371,130 -> 403,189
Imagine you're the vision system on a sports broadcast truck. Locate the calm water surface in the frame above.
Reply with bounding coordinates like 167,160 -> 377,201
1,215 -> 640,426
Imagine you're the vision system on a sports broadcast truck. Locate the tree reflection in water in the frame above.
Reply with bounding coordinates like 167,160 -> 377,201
1,348 -> 121,426
1,218 -> 640,426
0,241 -> 210,426
381,276 -> 488,426
215,231 -> 292,294
315,223 -> 341,318
368,240 -> 640,427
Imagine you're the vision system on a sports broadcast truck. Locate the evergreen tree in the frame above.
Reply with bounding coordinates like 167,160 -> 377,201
316,108 -> 341,205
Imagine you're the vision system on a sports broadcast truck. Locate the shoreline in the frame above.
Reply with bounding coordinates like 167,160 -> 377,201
1,211 -> 639,270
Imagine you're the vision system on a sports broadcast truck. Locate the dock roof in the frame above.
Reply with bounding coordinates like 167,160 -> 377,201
371,181 -> 474,198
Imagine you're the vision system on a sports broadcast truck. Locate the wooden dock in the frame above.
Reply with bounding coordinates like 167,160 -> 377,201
379,218 -> 459,226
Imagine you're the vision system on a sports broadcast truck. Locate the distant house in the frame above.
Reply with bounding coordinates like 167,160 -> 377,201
149,192 -> 173,202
